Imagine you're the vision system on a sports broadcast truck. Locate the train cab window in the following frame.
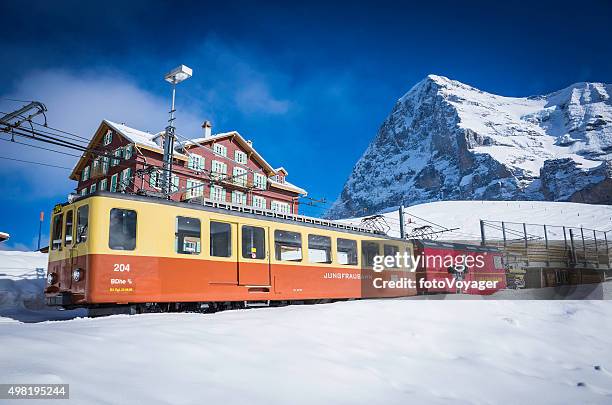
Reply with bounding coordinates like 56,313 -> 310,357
109,209 -> 137,250
76,205 -> 89,244
210,221 -> 231,257
274,230 -> 302,262
384,244 -> 399,268
176,216 -> 201,255
308,234 -> 331,264
337,238 -> 357,265
242,226 -> 266,259
361,241 -> 380,267
51,214 -> 63,250
64,210 -> 74,246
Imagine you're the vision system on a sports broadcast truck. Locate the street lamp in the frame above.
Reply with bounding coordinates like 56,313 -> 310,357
161,64 -> 192,196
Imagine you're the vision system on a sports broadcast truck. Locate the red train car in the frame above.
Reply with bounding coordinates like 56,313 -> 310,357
413,240 -> 506,295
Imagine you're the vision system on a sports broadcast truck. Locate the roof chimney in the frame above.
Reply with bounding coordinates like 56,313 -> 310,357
202,120 -> 212,138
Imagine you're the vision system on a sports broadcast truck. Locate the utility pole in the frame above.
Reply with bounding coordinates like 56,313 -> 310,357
398,205 -> 405,239
37,211 -> 44,251
161,65 -> 192,197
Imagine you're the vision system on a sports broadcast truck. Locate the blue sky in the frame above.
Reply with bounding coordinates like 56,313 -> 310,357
1,0 -> 611,249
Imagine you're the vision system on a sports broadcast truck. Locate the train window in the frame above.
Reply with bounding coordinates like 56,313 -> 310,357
64,210 -> 74,246
308,234 -> 331,264
242,226 -> 266,259
109,209 -> 137,250
274,230 -> 302,262
76,205 -> 89,244
337,238 -> 357,265
384,244 -> 399,268
51,214 -> 63,250
176,216 -> 201,255
361,241 -> 380,267
210,221 -> 231,257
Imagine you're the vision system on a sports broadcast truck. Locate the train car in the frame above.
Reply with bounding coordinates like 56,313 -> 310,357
45,192 -> 416,314
413,240 -> 507,295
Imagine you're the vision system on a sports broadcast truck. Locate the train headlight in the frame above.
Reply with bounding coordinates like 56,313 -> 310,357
72,269 -> 83,282
47,273 -> 56,285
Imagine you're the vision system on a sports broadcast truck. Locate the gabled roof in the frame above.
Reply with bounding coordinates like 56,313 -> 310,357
275,167 -> 289,175
268,178 -> 307,195
69,120 -> 187,180
182,131 -> 276,175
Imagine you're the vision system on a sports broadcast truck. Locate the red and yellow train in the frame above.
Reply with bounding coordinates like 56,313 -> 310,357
44,192 -> 505,314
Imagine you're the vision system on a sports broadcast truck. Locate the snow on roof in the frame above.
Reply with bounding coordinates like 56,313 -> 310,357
268,177 -> 307,195
104,120 -> 186,158
274,167 -> 288,175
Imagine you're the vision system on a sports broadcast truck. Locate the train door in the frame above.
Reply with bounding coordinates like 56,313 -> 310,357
209,220 -> 239,284
63,209 -> 76,289
238,224 -> 271,286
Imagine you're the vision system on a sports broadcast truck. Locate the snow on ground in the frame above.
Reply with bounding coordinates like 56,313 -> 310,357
340,200 -> 612,240
0,251 -> 85,322
1,241 -> 612,404
1,300 -> 612,404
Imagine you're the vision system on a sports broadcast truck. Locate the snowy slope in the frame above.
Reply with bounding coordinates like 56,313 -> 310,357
328,75 -> 612,218
2,300 -> 612,404
339,200 -> 612,240
0,251 -> 84,322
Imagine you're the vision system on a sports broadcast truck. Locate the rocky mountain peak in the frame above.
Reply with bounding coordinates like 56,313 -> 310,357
327,76 -> 612,219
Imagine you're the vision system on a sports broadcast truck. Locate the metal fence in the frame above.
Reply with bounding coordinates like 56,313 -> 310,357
480,220 -> 611,269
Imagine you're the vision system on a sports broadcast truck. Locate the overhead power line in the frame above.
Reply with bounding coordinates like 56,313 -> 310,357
0,155 -> 72,170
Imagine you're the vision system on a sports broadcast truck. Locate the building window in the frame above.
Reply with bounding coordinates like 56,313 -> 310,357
92,159 -> 100,176
102,157 -> 109,174
211,160 -> 227,180
232,166 -> 248,186
361,241 -> 379,267
82,165 -> 90,181
210,221 -> 231,257
308,235 -> 332,264
271,200 -> 291,214
119,168 -> 131,191
124,144 -> 133,160
274,230 -> 302,261
210,185 -> 226,202
171,174 -> 179,193
76,205 -> 89,244
99,178 -> 107,191
80,188 -> 87,196
254,173 -> 267,190
252,195 -> 266,209
175,216 -> 201,255
103,130 -> 113,146
213,143 -> 227,157
234,150 -> 247,164
110,173 -> 118,192
242,225 -> 265,259
186,179 -> 203,199
231,190 -> 246,205
90,183 -> 97,194
64,210 -> 74,246
109,208 -> 137,250
51,214 -> 63,250
188,154 -> 204,171
149,170 -> 160,189
337,238 -> 358,265
112,148 -> 122,166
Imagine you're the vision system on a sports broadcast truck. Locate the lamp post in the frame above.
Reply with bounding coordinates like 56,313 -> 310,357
161,64 -> 192,197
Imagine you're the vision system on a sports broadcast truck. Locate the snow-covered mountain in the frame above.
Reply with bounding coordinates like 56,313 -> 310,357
327,75 -> 612,218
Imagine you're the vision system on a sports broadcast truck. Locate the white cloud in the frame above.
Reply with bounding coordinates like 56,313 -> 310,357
235,82 -> 290,114
0,69 -> 204,199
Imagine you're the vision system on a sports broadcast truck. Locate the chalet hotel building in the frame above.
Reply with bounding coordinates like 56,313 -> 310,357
70,120 -> 307,214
